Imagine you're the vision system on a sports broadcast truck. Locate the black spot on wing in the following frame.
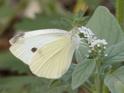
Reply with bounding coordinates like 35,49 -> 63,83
31,47 -> 37,53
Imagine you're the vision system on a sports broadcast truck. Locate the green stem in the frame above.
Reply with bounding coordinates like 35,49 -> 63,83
95,59 -> 103,93
116,0 -> 124,29
103,84 -> 109,93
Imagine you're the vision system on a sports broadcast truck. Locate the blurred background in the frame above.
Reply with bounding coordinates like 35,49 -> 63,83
0,0 -> 122,93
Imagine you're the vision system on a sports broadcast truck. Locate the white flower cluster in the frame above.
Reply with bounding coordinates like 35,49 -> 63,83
90,39 -> 107,48
78,26 -> 108,49
78,26 -> 95,38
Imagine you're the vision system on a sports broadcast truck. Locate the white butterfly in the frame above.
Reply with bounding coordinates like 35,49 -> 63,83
9,29 -> 80,79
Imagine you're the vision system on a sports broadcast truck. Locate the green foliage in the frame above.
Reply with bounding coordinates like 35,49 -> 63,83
16,14 -> 74,31
104,66 -> 124,93
86,6 -> 124,46
16,12 -> 87,31
0,76 -> 75,93
0,1 -> 15,34
0,51 -> 29,73
0,2 -> 14,18
72,59 -> 96,89
39,0 -> 65,15
116,0 -> 124,29
105,41 -> 124,64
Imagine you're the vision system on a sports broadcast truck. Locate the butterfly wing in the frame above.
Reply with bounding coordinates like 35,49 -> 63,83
29,36 -> 75,79
9,29 -> 67,64
24,29 -> 67,38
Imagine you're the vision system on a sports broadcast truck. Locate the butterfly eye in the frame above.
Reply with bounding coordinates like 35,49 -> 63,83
31,47 -> 37,53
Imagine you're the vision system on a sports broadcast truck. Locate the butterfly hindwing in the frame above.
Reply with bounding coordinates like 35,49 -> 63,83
29,36 -> 75,79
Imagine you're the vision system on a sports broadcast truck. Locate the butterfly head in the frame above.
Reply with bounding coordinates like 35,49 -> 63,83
9,32 -> 25,45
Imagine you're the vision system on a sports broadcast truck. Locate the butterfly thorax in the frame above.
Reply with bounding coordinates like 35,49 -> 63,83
68,29 -> 80,49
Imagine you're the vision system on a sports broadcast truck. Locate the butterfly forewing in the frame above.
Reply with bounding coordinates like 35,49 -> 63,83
24,29 -> 67,38
9,29 -> 67,64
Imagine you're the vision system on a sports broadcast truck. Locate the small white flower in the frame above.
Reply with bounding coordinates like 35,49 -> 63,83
78,26 -> 109,59
104,54 -> 108,57
103,46 -> 106,49
78,26 -> 95,38
90,39 -> 107,48
78,26 -> 108,51
88,50 -> 92,53
78,26 -> 97,44
97,44 -> 101,47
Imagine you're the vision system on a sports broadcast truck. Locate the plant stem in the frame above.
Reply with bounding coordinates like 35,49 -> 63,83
95,58 -> 110,93
95,59 -> 103,93
116,0 -> 124,29
103,84 -> 109,93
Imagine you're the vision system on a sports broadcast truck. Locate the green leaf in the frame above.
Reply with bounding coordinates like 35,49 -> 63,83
16,15 -> 71,31
86,6 -> 124,46
0,76 -> 76,93
75,41 -> 89,63
61,64 -> 76,82
49,84 -> 77,93
0,76 -> 49,93
72,59 -> 96,89
104,41 -> 124,64
0,51 -> 29,73
49,80 -> 63,88
104,66 -> 124,93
